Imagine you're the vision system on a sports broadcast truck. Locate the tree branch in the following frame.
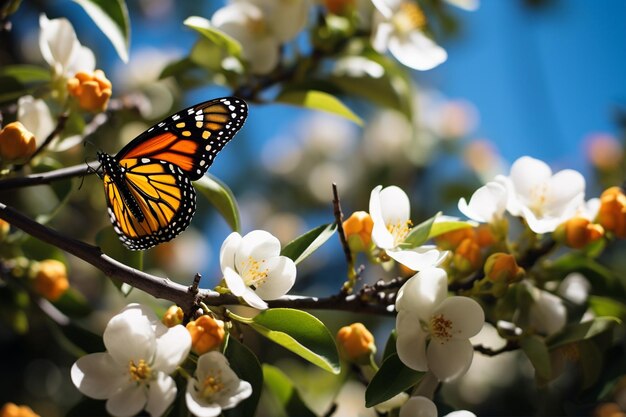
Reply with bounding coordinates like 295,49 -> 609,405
0,200 -> 395,315
0,161 -> 98,190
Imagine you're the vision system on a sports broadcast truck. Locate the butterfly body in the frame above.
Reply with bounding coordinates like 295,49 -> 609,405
99,97 -> 247,250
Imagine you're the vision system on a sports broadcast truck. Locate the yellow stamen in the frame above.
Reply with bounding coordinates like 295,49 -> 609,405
430,314 -> 453,343
387,220 -> 412,246
202,371 -> 225,398
393,2 -> 427,34
128,359 -> 151,382
241,256 -> 269,287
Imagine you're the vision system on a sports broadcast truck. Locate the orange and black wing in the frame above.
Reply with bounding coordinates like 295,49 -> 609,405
103,158 -> 196,250
116,97 -> 247,180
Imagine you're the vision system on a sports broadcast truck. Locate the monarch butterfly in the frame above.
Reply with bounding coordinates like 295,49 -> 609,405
97,97 -> 248,250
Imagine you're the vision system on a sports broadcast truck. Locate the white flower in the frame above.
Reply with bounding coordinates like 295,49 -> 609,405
185,351 -> 252,417
370,185 -> 447,271
71,303 -> 191,417
212,0 -> 308,74
399,396 -> 476,417
458,179 -> 508,223
17,95 -> 53,147
395,268 -> 484,381
220,230 -> 296,310
503,156 -> 585,234
558,273 -> 590,305
39,14 -> 95,79
371,0 -> 447,70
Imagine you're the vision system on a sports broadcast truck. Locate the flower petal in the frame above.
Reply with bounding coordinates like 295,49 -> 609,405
71,352 -> 126,399
224,266 -> 248,298
432,296 -> 484,339
399,396 -> 438,417
509,156 -> 551,204
388,31 -> 447,71
235,230 -> 281,270
426,338 -> 474,382
39,14 -> 78,71
254,256 -> 296,300
370,185 -> 396,249
395,267 -> 447,317
106,384 -> 147,417
379,185 -> 411,226
387,247 -> 447,271
220,232 -> 242,272
458,181 -> 507,223
103,306 -> 156,366
372,19 -> 393,53
145,373 -> 177,417
529,290 -> 566,336
152,325 -> 191,374
371,0 -> 402,18
185,387 -> 223,417
67,44 -> 96,74
17,96 -> 54,144
396,310 -> 428,371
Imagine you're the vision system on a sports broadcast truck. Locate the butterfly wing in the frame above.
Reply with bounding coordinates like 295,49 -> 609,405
103,158 -> 196,250
116,97 -> 248,180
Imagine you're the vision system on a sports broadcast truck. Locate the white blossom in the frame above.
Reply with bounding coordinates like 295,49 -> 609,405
39,14 -> 95,79
395,268 -> 484,381
220,230 -> 296,310
370,185 -> 447,271
185,351 -> 252,417
526,284 -> 567,336
502,156 -> 585,234
458,178 -> 508,223
71,304 -> 191,417
371,0 -> 446,70
399,396 -> 477,417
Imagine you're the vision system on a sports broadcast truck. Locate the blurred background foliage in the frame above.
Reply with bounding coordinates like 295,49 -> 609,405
1,0 -> 626,416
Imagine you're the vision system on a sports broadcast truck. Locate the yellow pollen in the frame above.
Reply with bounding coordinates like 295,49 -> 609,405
393,2 -> 427,33
387,220 -> 412,246
128,359 -> 151,382
529,184 -> 548,217
242,257 -> 269,287
430,314 -> 453,343
202,371 -> 225,398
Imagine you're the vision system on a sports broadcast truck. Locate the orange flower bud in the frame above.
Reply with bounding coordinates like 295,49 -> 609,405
484,253 -> 524,283
324,0 -> 355,15
597,187 -> 626,238
0,219 -> 9,241
33,260 -> 69,301
435,227 -> 475,250
0,122 -> 36,164
67,69 -> 112,112
475,224 -> 496,247
555,217 -> 604,249
453,237 -> 481,272
186,315 -> 225,355
0,403 -> 40,417
343,211 -> 374,252
336,322 -> 376,364
162,305 -> 184,327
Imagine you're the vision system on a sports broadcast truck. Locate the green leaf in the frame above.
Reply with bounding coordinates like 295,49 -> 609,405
280,223 -> 337,265
547,317 -> 620,349
276,89 -> 363,126
365,353 -> 424,407
73,0 -> 130,62
546,254 -> 624,298
242,308 -> 340,374
401,213 -> 440,248
184,16 -> 242,57
0,65 -> 51,83
520,335 -> 551,380
589,296 -> 626,318
428,220 -> 475,240
262,364 -> 317,417
382,329 -> 397,361
223,337 -> 263,417
195,174 -> 241,232
159,57 -> 197,80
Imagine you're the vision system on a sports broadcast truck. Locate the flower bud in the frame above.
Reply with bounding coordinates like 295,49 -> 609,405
186,315 -> 225,355
475,224 -> 496,247
555,217 -> 604,249
336,322 -> 376,364
453,238 -> 481,273
484,253 -> 524,283
162,305 -> 184,327
0,403 -> 40,417
597,187 -> 626,238
67,69 -> 112,112
435,227 -> 475,250
32,259 -> 69,301
0,122 -> 36,164
0,219 -> 9,241
343,211 -> 374,252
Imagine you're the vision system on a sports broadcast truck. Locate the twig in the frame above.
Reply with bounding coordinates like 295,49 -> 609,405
0,200 -> 396,316
0,161 -> 98,190
26,112 -> 69,164
333,184 -> 354,276
474,340 -> 519,356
